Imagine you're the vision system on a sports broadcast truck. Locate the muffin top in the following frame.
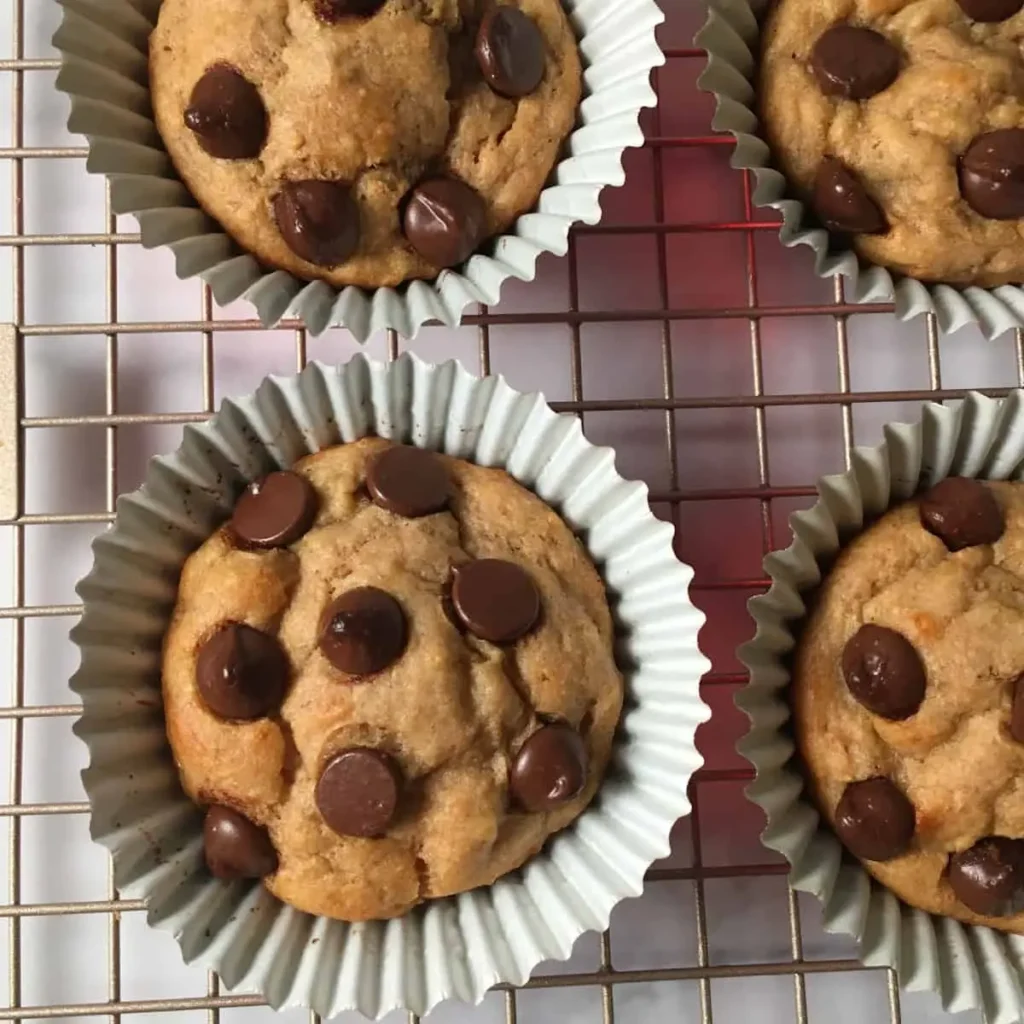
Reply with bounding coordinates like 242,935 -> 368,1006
760,0 -> 1024,287
149,0 -> 581,288
794,478 -> 1024,932
161,438 -> 623,921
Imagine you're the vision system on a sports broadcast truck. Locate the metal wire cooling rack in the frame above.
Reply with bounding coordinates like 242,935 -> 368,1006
0,0 -> 1020,1021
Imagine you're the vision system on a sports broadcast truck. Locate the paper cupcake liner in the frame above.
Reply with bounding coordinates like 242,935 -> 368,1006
737,390 -> 1024,1023
70,352 -> 710,1018
51,0 -> 662,342
694,0 -> 1024,340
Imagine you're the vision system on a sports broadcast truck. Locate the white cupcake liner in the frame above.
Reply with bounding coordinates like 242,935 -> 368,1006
70,352 -> 710,1018
51,0 -> 663,342
738,390 -> 1024,1023
695,0 -> 1024,340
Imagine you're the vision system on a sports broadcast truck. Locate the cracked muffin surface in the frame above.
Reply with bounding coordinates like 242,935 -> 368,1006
149,0 -> 581,288
162,437 -> 623,921
761,0 -> 1024,287
794,479 -> 1024,932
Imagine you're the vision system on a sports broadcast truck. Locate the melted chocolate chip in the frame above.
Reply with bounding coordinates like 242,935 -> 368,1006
184,64 -> 268,160
956,0 -> 1023,21
313,0 -> 386,19
273,180 -> 360,266
919,477 -> 1004,551
960,129 -> 1024,220
195,623 -> 289,721
841,623 -> 926,720
203,805 -> 278,879
451,559 -> 540,643
366,445 -> 449,517
511,723 -> 587,812
1011,674 -> 1024,743
402,178 -> 488,268
231,471 -> 317,549
813,157 -> 888,234
810,25 -> 901,100
316,748 -> 401,837
834,778 -> 915,862
949,837 -> 1024,917
475,5 -> 546,98
319,587 -> 407,676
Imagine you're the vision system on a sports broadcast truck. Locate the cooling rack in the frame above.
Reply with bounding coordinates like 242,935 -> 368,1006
0,0 -> 1016,1020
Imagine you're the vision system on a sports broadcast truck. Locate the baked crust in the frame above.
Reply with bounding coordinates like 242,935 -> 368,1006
162,438 -> 623,921
149,0 -> 581,287
794,482 -> 1024,933
760,0 -> 1024,286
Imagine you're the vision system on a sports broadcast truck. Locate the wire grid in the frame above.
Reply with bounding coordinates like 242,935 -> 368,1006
3,0 -> 1024,1021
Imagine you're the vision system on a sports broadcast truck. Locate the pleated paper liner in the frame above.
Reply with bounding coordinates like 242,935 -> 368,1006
71,353 -> 711,1018
52,0 -> 664,341
738,391 -> 1024,1023
694,0 -> 1024,339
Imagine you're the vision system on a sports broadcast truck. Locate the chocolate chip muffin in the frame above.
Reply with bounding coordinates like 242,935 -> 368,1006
760,0 -> 1024,287
162,438 -> 623,921
794,477 -> 1024,931
149,0 -> 581,288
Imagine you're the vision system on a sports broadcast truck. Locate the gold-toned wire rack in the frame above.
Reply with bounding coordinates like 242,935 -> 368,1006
0,0 -> 1017,1021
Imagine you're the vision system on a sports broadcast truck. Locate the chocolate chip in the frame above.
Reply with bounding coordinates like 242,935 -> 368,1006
203,805 -> 278,879
510,723 -> 587,812
195,622 -> 289,721
810,25 -> 901,100
1011,675 -> 1024,743
184,64 -> 268,160
451,559 -> 540,643
841,623 -> 926,720
813,157 -> 888,234
402,178 -> 488,268
960,129 -> 1024,220
313,0 -> 386,19
315,748 -> 401,837
949,837 -> 1024,917
834,778 -> 915,862
273,180 -> 360,267
231,471 -> 317,550
956,0 -> 1023,21
919,477 -> 1004,551
475,5 -> 546,98
319,587 -> 407,676
366,445 -> 449,517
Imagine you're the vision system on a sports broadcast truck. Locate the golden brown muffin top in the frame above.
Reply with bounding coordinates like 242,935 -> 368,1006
795,479 -> 1024,932
150,0 -> 581,287
761,0 -> 1024,286
162,438 -> 623,921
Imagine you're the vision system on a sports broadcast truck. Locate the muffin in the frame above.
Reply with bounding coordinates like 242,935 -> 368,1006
760,0 -> 1024,287
149,0 -> 582,288
162,437 -> 624,921
793,475 -> 1024,932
